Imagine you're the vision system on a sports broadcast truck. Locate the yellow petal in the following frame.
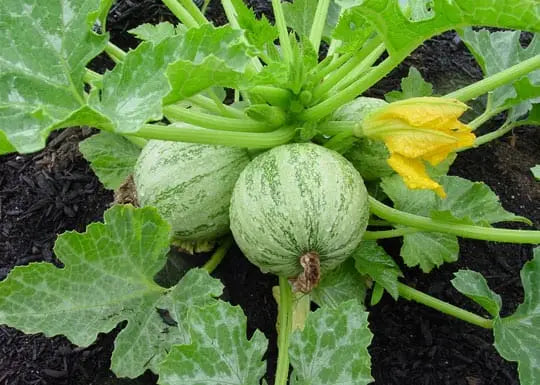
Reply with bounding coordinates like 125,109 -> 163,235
383,128 -> 459,159
387,153 -> 446,198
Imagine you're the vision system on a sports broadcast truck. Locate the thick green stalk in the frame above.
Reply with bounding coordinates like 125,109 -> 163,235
275,276 -> 293,385
203,237 -> 233,273
104,42 -> 126,63
177,0 -> 208,25
301,55 -> 401,122
309,0 -> 331,53
369,197 -> 540,244
161,0 -> 199,28
398,283 -> 493,329
272,0 -> 293,63
83,68 -> 102,85
163,105 -> 272,132
133,123 -> 295,148
309,52 -> 353,85
363,227 -> 421,240
188,94 -> 244,118
445,55 -> 540,102
474,121 -> 524,147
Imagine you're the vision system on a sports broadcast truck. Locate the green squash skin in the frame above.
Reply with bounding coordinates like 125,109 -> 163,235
134,140 -> 250,246
230,143 -> 369,277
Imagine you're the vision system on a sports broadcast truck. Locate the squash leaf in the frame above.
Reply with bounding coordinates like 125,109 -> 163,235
78,132 -> 141,190
289,300 -> 374,385
0,205 -> 225,378
129,22 -> 184,44
385,67 -> 433,102
531,165 -> 540,181
0,0 -> 109,154
158,301 -> 268,385
311,259 -> 367,309
452,248 -> 540,385
229,0 -> 278,53
353,240 -> 403,300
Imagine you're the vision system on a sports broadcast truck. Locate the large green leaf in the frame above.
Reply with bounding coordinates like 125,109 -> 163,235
164,24 -> 251,102
0,205 -> 224,378
342,0 -> 540,60
159,301 -> 268,385
452,248 -> 540,385
461,29 -> 540,110
289,300 -> 373,385
79,132 -> 141,190
311,259 -> 367,309
384,66 -> 433,102
401,231 -> 459,273
353,241 -> 403,300
0,0 -> 109,154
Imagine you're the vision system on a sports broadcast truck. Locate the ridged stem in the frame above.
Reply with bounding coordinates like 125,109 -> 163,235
202,237 -> 233,273
274,276 -> 293,385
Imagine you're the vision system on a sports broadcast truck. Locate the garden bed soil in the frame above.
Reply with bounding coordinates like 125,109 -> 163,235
1,1 -> 539,384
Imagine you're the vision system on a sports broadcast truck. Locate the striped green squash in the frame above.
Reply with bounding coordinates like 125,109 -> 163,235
230,143 -> 369,280
134,140 -> 250,252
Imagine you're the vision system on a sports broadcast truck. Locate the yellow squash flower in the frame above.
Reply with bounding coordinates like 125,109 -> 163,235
362,97 -> 475,198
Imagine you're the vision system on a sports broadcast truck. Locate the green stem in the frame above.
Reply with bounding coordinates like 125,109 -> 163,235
275,276 -> 293,385
83,68 -> 102,85
188,94 -> 244,118
203,237 -> 233,273
301,55 -> 401,122
124,135 -> 148,148
369,197 -> 540,244
272,0 -> 293,63
312,38 -> 383,102
363,227 -> 421,240
368,219 -> 391,227
309,0 -> 330,53
161,0 -> 199,28
177,0 -> 208,25
474,121 -> 524,147
468,94 -> 496,130
309,52 -> 352,85
445,55 -> 540,102
316,121 -> 357,136
163,105 -> 272,132
249,85 -> 292,109
134,123 -> 295,148
104,42 -> 126,63
398,283 -> 493,329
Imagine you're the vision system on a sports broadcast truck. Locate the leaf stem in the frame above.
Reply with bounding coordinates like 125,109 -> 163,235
474,120 -> 524,147
445,54 -> 540,102
309,52 -> 352,85
368,197 -> 540,244
309,0 -> 330,53
271,0 -> 293,63
316,121 -> 357,136
275,276 -> 293,385
104,42 -> 127,63
83,68 -> 102,85
161,0 -> 199,28
176,0 -> 208,25
163,105 -> 272,132
203,237 -> 233,273
397,282 -> 493,329
133,123 -> 295,148
301,55 -> 400,122
363,227 -> 421,240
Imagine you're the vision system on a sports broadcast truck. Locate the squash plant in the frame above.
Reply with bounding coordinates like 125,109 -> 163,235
1,0 -> 540,384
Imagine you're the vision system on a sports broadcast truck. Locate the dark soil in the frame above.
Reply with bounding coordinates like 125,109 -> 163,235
1,1 -> 539,385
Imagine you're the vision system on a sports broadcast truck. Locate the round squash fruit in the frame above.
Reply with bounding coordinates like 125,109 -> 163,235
134,140 -> 250,252
229,143 -> 369,292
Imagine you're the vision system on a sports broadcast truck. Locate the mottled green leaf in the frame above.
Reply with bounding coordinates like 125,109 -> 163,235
289,300 -> 373,385
461,29 -> 540,110
402,231 -> 459,273
165,24 -> 251,102
344,0 -> 539,61
0,205 -> 225,378
494,248 -> 540,385
311,259 -> 367,309
353,241 -> 403,300
129,22 -> 183,44
88,38 -> 182,134
451,270 -> 502,317
385,67 -> 433,102
398,0 -> 435,22
78,132 -> 141,190
282,0 -> 318,39
332,7 -> 373,53
159,301 -> 268,385
0,0 -> 109,153
531,165 -> 540,181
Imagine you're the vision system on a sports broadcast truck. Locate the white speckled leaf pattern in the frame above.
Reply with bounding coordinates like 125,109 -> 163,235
494,248 -> 540,385
135,140 -> 250,243
0,206 -> 224,378
289,300 -> 374,385
0,0 -> 108,153
158,301 -> 268,385
230,143 -> 369,277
